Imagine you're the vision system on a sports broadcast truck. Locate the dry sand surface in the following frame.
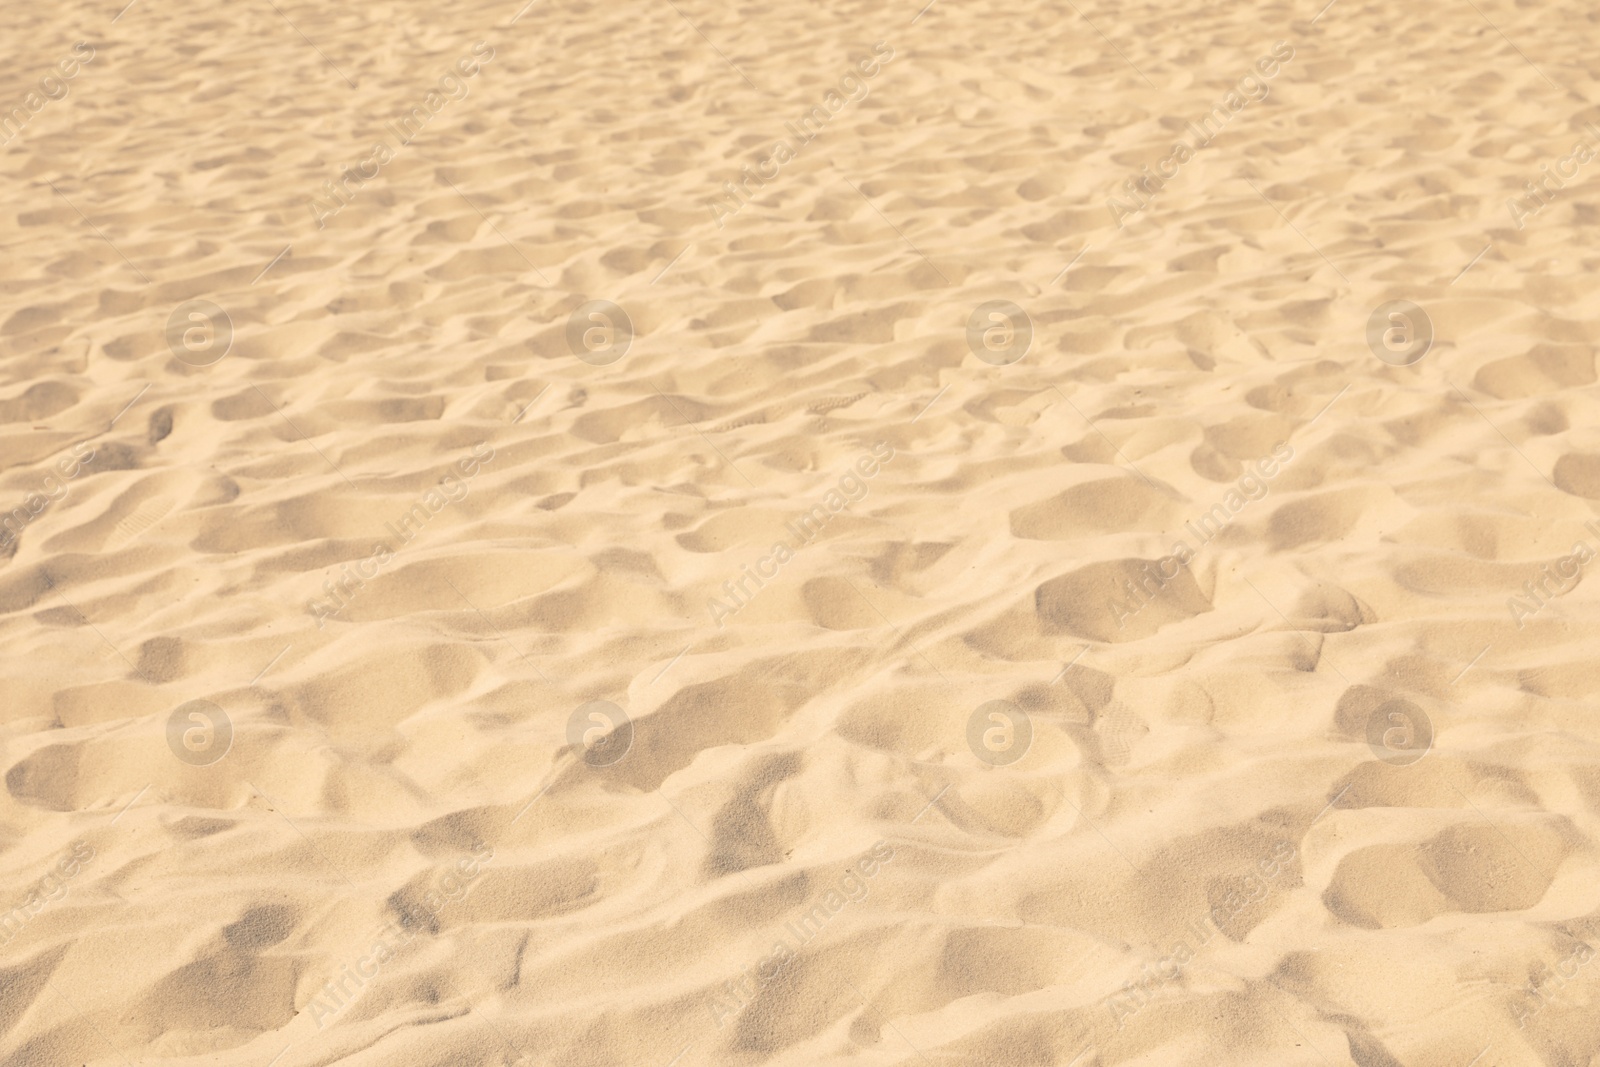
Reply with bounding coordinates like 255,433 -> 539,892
4,0 -> 1600,1063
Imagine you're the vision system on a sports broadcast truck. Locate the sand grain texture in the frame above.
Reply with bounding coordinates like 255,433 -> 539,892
3,0 -> 1600,1065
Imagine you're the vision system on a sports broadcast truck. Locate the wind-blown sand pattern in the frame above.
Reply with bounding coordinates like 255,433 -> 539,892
3,0 -> 1600,1064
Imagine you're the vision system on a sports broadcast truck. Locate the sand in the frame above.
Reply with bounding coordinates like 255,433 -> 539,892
3,0 -> 1600,1064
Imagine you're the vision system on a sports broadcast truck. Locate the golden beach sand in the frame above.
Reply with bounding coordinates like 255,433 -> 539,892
3,0 -> 1600,1064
